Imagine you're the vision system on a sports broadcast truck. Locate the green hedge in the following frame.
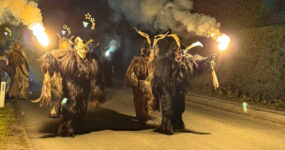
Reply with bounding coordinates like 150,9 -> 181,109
215,25 -> 285,104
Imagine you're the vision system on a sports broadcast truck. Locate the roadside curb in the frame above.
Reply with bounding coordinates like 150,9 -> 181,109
187,93 -> 285,125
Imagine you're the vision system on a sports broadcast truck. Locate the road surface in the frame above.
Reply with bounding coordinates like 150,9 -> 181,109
17,88 -> 285,150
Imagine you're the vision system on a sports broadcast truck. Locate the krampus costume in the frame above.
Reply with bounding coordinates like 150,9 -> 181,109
152,34 -> 219,135
56,25 -> 74,49
33,36 -> 105,136
56,33 -> 74,49
0,42 -> 30,100
126,28 -> 168,121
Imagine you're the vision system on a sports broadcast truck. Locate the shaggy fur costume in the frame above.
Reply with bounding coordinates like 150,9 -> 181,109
34,47 -> 105,136
126,29 -> 168,121
0,42 -> 30,100
125,46 -> 158,121
152,49 -> 215,135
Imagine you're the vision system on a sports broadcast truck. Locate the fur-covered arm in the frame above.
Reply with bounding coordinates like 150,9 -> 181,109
89,54 -> 106,105
125,58 -> 140,87
32,52 -> 63,106
187,54 -> 215,74
186,54 -> 218,89
90,77 -> 105,104
125,56 -> 151,92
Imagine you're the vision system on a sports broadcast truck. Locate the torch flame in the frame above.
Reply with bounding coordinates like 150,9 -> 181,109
216,34 -> 230,51
30,23 -> 50,47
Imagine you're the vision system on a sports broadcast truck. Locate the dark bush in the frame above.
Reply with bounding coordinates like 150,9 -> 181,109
213,25 -> 285,104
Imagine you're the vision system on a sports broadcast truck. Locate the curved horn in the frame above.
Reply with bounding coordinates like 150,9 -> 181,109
185,41 -> 203,52
134,27 -> 151,46
56,33 -> 61,40
74,36 -> 82,44
167,34 -> 180,48
86,39 -> 94,46
153,31 -> 169,47
69,36 -> 74,41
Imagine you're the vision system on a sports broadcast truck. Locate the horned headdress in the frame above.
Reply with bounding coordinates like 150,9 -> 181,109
134,28 -> 168,56
167,34 -> 219,89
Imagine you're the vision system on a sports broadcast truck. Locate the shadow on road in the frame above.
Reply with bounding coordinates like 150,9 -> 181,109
153,128 -> 211,136
39,107 -> 156,138
174,129 -> 211,135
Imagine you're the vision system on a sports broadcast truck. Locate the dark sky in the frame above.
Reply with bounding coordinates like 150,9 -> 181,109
38,0 -> 113,42
36,0 -> 143,78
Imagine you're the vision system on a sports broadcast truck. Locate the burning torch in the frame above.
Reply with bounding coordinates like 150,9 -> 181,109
211,33 -> 231,89
29,23 -> 50,48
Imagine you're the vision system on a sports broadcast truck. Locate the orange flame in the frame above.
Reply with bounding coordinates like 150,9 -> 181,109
30,23 -> 50,47
216,34 -> 230,51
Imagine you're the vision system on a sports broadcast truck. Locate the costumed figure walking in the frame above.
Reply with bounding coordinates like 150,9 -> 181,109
125,28 -> 168,121
0,27 -> 30,100
33,14 -> 105,136
151,34 -> 219,135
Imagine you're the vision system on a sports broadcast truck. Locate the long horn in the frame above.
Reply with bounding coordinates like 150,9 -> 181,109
56,33 -> 61,40
69,36 -> 75,45
86,39 -> 94,46
167,34 -> 180,48
74,36 -> 82,44
152,31 -> 169,47
134,27 -> 151,46
69,36 -> 74,41
185,41 -> 203,52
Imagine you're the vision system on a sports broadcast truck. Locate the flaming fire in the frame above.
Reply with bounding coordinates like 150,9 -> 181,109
216,34 -> 231,51
30,23 -> 50,47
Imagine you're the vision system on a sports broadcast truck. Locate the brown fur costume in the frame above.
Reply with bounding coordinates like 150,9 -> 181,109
33,38 -> 105,136
151,34 -> 218,135
0,42 -> 30,100
126,48 -> 156,121
126,29 -> 168,121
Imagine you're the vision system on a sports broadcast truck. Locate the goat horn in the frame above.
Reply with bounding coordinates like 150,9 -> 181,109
134,27 -> 151,46
153,31 -> 169,47
167,34 -> 180,48
185,41 -> 203,52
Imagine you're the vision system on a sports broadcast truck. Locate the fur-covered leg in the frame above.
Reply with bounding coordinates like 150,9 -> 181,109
172,90 -> 185,129
157,94 -> 174,135
73,98 -> 88,134
159,116 -> 174,135
57,120 -> 74,137
134,89 -> 145,121
134,89 -> 153,121
49,100 -> 61,118
144,92 -> 157,120
57,96 -> 76,136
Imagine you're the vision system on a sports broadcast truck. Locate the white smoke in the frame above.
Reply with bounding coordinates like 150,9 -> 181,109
107,0 -> 221,38
0,0 -> 43,28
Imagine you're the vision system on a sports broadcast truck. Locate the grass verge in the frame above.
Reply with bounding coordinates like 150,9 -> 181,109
0,103 -> 16,149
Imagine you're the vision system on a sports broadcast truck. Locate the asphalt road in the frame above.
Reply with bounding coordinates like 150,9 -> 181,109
17,88 -> 285,150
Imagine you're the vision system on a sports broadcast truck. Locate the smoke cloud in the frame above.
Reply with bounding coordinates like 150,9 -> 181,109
0,0 -> 43,28
107,0 -> 221,38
